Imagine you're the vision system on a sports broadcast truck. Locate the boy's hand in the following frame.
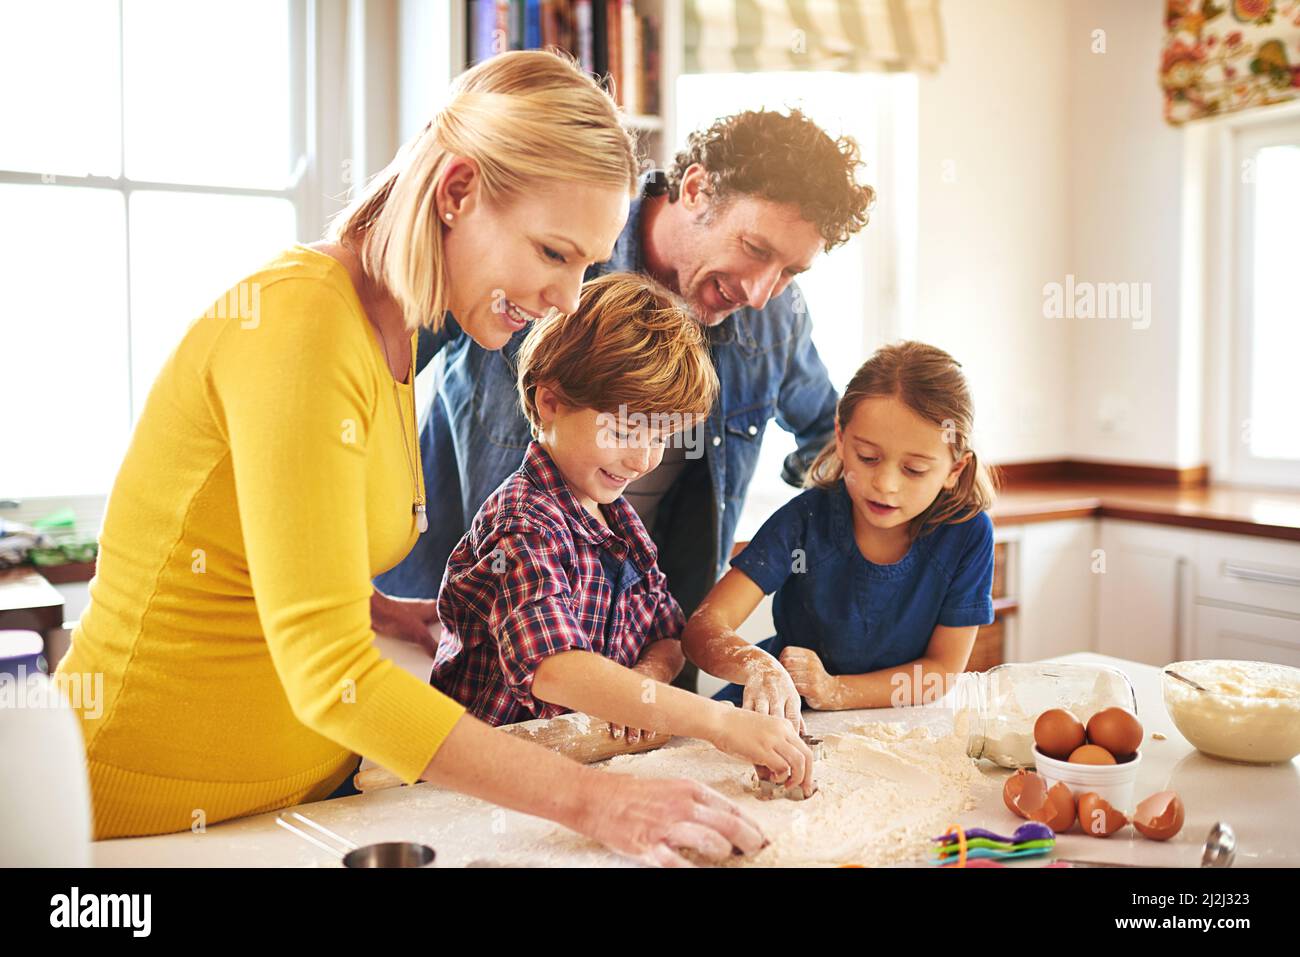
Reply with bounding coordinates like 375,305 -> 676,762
779,647 -> 840,710
370,589 -> 439,656
608,659 -> 670,744
741,655 -> 805,733
608,723 -> 656,745
708,705 -> 816,797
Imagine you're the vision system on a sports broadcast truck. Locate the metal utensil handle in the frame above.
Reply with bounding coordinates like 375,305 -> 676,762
276,811 -> 360,859
1164,669 -> 1208,693
1222,562 -> 1300,588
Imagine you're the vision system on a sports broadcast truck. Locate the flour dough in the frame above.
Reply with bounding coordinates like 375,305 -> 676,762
598,722 -> 986,867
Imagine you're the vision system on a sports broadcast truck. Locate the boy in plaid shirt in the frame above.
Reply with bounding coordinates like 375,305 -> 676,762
432,274 -> 814,789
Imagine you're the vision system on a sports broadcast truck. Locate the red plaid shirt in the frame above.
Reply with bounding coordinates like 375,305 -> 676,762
431,441 -> 685,726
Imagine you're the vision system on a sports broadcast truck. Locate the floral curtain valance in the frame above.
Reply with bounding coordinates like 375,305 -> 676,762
1163,0 -> 1300,124
683,0 -> 945,74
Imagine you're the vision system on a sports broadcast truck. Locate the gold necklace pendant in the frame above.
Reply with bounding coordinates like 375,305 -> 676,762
372,314 -> 425,536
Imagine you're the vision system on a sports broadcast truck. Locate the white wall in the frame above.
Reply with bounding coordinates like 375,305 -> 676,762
914,0 -> 1195,469
1063,0 -> 1193,466
395,0 -> 1199,470
913,0 -> 1074,464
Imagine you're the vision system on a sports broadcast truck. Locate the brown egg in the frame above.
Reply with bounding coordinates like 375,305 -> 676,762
1003,770 -> 1075,832
1077,792 -> 1129,837
1086,708 -> 1144,759
1034,709 -> 1087,760
1069,744 -> 1117,765
1132,791 -> 1185,841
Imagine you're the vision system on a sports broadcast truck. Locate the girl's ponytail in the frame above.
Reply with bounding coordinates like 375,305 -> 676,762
803,435 -> 844,489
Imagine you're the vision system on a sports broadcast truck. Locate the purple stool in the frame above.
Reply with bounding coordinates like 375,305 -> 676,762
0,630 -> 45,677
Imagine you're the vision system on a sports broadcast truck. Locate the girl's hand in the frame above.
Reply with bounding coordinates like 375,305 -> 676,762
741,655 -> 806,733
370,589 -> 439,656
779,647 -> 840,711
708,705 -> 816,796
578,773 -> 768,867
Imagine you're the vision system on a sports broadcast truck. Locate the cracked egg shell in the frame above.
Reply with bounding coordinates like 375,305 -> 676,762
1003,770 -> 1076,832
1003,769 -> 1034,818
1077,792 -> 1129,837
1132,791 -> 1185,841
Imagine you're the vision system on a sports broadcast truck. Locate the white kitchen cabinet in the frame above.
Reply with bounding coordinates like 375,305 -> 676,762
1094,520 -> 1198,667
1194,603 -> 1300,667
1012,519 -> 1097,662
1193,531 -> 1300,618
1191,530 -> 1300,663
1087,521 -> 1300,669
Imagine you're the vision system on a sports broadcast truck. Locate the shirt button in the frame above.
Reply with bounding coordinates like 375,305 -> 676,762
720,502 -> 726,512
712,436 -> 722,447
747,424 -> 758,436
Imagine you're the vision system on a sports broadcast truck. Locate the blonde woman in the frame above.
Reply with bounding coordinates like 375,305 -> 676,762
57,51 -> 765,866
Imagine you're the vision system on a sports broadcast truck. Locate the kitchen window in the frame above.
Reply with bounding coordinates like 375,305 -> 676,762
1226,114 -> 1300,488
0,0 -> 315,505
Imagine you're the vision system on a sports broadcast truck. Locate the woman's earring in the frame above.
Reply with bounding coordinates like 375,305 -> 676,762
444,212 -> 454,222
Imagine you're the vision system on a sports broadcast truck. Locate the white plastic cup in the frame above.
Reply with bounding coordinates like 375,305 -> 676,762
1032,744 -> 1141,815
0,671 -> 93,866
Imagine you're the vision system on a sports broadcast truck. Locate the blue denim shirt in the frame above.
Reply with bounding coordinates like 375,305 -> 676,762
375,172 -> 839,614
714,485 -> 995,704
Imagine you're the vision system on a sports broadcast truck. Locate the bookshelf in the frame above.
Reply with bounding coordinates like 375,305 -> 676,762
449,1 -> 682,169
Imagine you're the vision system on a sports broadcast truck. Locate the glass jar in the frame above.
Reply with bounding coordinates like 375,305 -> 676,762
950,662 -> 1138,769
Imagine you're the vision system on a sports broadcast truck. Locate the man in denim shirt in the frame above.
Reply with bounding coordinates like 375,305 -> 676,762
375,110 -> 876,679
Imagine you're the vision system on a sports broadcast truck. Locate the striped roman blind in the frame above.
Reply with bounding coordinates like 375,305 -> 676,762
684,0 -> 946,73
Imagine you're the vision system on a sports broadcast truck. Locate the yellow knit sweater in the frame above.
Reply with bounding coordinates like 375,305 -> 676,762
57,244 -> 465,839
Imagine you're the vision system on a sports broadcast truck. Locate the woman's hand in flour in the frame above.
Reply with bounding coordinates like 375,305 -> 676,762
779,647 -> 841,711
579,773 -> 768,867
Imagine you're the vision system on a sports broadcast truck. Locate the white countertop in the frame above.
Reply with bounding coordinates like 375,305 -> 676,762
92,649 -> 1300,867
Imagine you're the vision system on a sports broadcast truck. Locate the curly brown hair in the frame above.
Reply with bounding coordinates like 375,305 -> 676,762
664,108 -> 875,251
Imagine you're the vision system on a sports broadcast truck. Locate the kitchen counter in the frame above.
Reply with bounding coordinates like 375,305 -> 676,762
91,650 -> 1299,867
990,480 -> 1300,543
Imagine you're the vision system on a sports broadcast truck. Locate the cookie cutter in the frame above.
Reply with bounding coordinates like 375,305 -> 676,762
754,733 -> 825,801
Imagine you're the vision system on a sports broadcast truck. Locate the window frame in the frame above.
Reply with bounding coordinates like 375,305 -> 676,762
1221,110 -> 1300,488
0,0 -> 385,525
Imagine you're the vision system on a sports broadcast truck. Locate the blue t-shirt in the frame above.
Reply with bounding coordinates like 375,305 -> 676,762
714,481 -> 994,703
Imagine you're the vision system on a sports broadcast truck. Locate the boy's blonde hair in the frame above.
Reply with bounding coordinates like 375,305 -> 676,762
806,340 -> 998,538
328,50 -> 639,333
516,273 -> 718,437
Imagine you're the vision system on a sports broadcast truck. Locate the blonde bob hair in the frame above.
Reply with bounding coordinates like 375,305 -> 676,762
327,50 -> 639,332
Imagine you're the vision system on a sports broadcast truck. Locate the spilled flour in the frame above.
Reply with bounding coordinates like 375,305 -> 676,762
535,721 -> 987,867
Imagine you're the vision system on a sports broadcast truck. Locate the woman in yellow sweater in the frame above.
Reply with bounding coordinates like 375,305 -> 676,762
56,51 -> 765,866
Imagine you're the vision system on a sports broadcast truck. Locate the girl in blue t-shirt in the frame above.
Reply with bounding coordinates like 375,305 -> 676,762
683,340 -> 998,725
